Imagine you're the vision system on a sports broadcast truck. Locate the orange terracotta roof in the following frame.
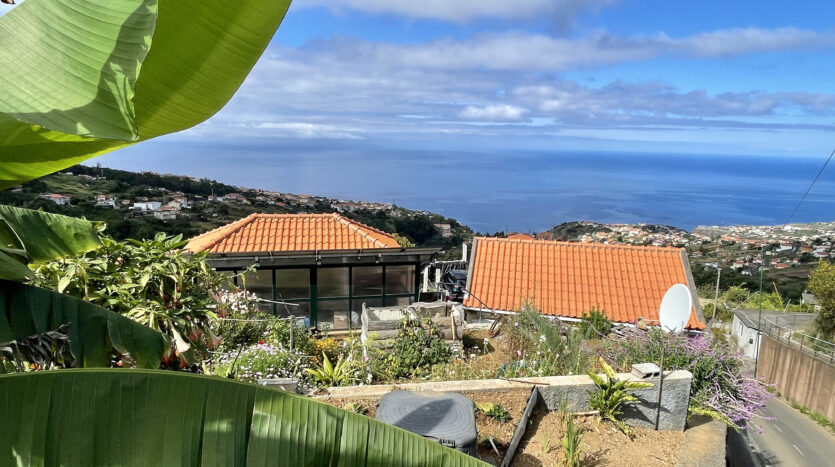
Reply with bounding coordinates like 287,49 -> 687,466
463,237 -> 705,329
185,213 -> 400,254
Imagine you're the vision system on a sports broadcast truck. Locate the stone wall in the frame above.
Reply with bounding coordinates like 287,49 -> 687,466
758,335 -> 835,421
318,370 -> 693,431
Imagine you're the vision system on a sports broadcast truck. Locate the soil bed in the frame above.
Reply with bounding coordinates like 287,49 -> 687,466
319,388 -> 533,464
512,410 -> 684,466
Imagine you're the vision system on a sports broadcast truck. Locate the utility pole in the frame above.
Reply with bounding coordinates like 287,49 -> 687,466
712,266 -> 721,321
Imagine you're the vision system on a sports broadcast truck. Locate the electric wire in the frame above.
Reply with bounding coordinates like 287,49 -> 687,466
783,148 -> 835,226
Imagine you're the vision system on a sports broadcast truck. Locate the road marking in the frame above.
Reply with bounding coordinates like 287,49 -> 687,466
771,423 -> 783,433
792,444 -> 804,456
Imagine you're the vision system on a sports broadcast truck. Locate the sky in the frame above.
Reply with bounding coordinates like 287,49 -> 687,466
4,1 -> 835,214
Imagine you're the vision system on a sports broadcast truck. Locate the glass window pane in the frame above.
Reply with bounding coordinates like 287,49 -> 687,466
351,297 -> 382,312
384,296 -> 413,307
276,301 -> 310,324
352,266 -> 383,297
317,300 -> 351,330
319,268 -> 349,298
276,269 -> 310,300
385,265 -> 415,295
242,269 -> 272,301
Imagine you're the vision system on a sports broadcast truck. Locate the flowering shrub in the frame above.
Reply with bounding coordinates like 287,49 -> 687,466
212,290 -> 271,353
499,309 -> 590,378
599,328 -> 773,430
209,342 -> 312,385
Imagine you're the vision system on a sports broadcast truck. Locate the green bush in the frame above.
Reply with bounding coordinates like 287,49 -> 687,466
208,342 -> 311,385
387,317 -> 451,379
31,234 -> 231,361
499,307 -> 590,378
578,307 -> 613,338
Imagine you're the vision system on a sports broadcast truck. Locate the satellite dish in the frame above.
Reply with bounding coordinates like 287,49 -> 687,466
659,284 -> 692,333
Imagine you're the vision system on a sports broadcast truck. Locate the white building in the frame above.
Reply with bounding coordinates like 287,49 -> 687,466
42,193 -> 71,205
133,201 -> 162,212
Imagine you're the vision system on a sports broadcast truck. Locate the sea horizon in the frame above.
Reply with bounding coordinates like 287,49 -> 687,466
98,145 -> 835,233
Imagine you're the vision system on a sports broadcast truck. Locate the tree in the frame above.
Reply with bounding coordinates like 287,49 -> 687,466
808,261 -> 835,341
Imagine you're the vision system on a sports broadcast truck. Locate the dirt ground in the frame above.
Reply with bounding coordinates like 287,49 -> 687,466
512,410 -> 684,467
320,388 -> 534,464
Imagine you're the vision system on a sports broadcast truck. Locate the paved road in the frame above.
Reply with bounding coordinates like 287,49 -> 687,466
727,397 -> 835,466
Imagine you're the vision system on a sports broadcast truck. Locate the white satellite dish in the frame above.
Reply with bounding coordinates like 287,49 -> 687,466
658,284 -> 692,333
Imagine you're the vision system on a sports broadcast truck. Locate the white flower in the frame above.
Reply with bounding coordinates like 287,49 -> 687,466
539,335 -> 547,343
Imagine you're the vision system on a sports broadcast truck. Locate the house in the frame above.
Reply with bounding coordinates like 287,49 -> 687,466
94,194 -> 117,208
153,206 -> 178,220
434,223 -> 453,238
462,237 -> 705,329
133,201 -> 162,212
41,193 -> 71,205
185,213 -> 440,329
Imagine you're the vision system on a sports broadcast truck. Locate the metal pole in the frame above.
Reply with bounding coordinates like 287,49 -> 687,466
754,247 -> 765,378
712,267 -> 721,321
654,346 -> 665,431
289,315 -> 294,351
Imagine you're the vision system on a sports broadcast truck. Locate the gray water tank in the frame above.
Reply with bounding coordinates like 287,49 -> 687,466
376,391 -> 477,456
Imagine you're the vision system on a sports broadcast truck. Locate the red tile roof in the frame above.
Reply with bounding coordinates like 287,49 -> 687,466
185,213 -> 400,254
463,237 -> 705,329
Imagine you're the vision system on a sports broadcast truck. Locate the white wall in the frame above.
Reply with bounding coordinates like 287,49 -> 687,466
731,314 -> 761,359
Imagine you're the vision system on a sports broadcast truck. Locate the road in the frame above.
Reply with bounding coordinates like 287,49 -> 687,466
727,397 -> 835,466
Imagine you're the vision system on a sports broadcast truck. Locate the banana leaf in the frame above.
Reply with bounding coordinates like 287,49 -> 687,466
0,369 -> 488,466
0,205 -> 102,281
0,0 -> 292,190
0,281 -> 165,369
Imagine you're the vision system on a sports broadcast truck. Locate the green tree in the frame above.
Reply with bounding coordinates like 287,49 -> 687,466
808,261 -> 835,341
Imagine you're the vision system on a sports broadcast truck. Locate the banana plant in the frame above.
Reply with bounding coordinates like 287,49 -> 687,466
0,0 -> 291,189
0,369 -> 489,466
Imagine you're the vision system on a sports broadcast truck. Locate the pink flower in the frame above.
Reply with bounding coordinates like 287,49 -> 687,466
516,350 -> 522,357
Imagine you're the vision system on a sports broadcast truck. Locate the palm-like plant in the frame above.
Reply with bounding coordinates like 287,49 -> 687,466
587,358 -> 652,435
306,352 -> 353,387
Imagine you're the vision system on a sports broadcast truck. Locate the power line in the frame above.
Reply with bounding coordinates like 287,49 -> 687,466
783,148 -> 835,226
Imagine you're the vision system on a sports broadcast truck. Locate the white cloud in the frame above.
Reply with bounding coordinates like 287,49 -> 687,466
255,122 -> 365,139
193,27 -> 835,143
295,0 -> 616,24
459,104 -> 527,121
314,28 -> 835,73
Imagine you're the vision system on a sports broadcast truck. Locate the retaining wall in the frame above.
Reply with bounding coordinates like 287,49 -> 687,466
318,370 -> 693,431
758,335 -> 835,421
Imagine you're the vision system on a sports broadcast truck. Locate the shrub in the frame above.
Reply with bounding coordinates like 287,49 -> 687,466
587,358 -> 652,435
578,307 -> 613,338
599,328 -> 773,430
387,316 -> 451,379
499,308 -> 590,378
209,342 -> 311,384
212,290 -> 270,353
31,234 -> 230,361
267,317 -> 316,357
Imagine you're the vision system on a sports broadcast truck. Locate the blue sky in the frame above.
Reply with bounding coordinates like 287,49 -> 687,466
6,0 -> 835,177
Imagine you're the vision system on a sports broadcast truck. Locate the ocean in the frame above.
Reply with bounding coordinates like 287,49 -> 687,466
102,145 -> 835,233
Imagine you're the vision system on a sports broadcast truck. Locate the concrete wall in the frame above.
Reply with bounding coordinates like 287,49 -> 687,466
318,370 -> 693,431
758,335 -> 835,421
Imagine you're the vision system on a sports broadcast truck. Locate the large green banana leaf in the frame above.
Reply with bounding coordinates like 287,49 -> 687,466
0,0 -> 292,190
0,369 -> 488,466
0,281 -> 165,369
0,205 -> 102,281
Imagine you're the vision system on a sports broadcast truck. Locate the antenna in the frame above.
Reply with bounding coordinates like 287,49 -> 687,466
658,284 -> 692,333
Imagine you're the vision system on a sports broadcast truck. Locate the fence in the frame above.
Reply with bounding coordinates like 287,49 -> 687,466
760,316 -> 835,365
